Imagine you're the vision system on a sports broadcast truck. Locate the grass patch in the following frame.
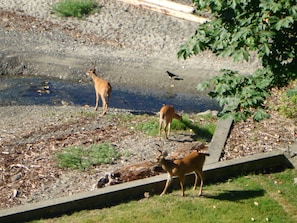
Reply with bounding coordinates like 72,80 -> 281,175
109,113 -> 137,127
31,169 -> 297,223
94,112 -> 216,141
135,117 -> 160,136
52,0 -> 99,18
279,88 -> 297,118
77,109 -> 98,118
135,114 -> 217,142
182,114 -> 217,141
55,143 -> 119,170
135,117 -> 188,136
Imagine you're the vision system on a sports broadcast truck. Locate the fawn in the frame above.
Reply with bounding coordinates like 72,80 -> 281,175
156,145 -> 209,196
86,68 -> 112,116
159,105 -> 182,139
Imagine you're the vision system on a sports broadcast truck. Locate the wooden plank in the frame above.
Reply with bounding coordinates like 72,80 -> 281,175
144,0 -> 194,13
118,0 -> 209,23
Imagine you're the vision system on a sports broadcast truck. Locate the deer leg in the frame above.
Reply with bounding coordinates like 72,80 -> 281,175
179,175 -> 185,196
196,171 -> 204,196
164,123 -> 169,139
106,95 -> 109,110
158,120 -> 163,139
193,172 -> 198,190
160,174 -> 172,196
105,90 -> 110,112
95,92 -> 99,111
167,122 -> 171,138
100,95 -> 107,116
107,88 -> 111,103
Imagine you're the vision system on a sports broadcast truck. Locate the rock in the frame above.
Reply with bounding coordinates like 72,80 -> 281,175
11,173 -> 22,183
197,110 -> 218,117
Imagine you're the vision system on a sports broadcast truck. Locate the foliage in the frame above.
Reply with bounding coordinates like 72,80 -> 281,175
197,69 -> 271,121
178,0 -> 297,121
279,87 -> 297,118
52,0 -> 98,18
55,143 -> 119,170
33,169 -> 297,223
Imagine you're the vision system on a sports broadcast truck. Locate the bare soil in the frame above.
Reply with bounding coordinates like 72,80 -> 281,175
0,0 -> 296,210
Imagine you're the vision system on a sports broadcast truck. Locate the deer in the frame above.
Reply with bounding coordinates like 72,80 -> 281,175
156,144 -> 209,197
159,105 -> 182,139
86,68 -> 112,116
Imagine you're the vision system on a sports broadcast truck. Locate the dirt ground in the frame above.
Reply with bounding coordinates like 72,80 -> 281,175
0,0 -> 296,210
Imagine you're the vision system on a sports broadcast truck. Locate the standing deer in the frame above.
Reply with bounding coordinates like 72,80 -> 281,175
86,68 -> 112,116
159,105 -> 182,139
156,145 -> 209,196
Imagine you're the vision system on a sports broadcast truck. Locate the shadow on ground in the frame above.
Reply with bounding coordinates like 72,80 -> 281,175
204,189 -> 265,201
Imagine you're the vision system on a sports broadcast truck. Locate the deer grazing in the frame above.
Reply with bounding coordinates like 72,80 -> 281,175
86,68 -> 112,116
159,105 -> 182,139
156,144 -> 209,196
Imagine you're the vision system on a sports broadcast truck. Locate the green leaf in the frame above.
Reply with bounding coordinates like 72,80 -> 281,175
234,112 -> 247,122
197,81 -> 210,91
253,109 -> 270,121
255,78 -> 272,89
232,27 -> 249,41
259,43 -> 270,56
275,16 -> 294,30
259,1 -> 281,13
286,88 -> 297,97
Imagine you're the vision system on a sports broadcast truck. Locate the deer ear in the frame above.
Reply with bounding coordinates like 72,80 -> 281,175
163,150 -> 168,157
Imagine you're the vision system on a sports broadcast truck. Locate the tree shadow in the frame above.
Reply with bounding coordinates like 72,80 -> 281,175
204,189 -> 265,202
181,119 -> 213,142
129,110 -> 156,116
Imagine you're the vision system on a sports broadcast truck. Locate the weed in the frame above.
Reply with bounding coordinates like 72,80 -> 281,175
52,0 -> 98,18
77,110 -> 97,118
55,143 -> 119,170
279,89 -> 297,118
135,118 -> 159,136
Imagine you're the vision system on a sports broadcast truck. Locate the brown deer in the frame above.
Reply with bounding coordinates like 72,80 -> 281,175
159,105 -> 182,139
156,145 -> 209,196
86,68 -> 112,116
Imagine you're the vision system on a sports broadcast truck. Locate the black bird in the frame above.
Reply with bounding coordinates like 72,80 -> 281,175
173,77 -> 183,81
166,70 -> 178,78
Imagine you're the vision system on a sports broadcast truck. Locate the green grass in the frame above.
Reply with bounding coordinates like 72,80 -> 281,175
279,90 -> 297,118
52,0 -> 99,18
135,114 -> 217,142
268,80 -> 297,119
29,169 -> 297,223
135,117 -> 160,136
135,117 -> 187,136
55,143 -> 119,170
75,111 -> 216,142
182,114 -> 217,141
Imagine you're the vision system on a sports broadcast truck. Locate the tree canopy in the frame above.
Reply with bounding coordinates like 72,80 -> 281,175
178,0 -> 297,121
